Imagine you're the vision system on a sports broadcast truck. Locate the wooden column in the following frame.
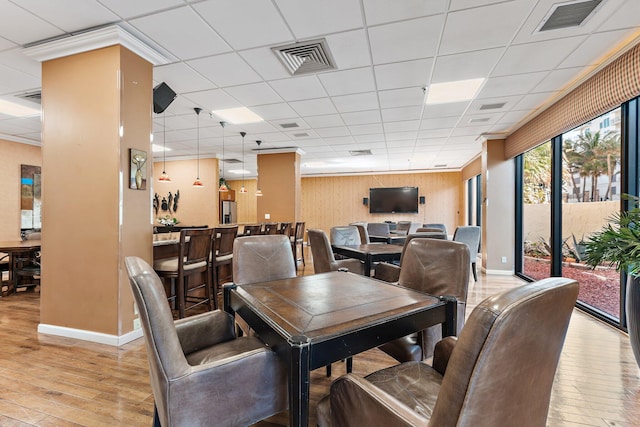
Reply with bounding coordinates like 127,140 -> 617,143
27,27 -> 167,345
256,150 -> 302,224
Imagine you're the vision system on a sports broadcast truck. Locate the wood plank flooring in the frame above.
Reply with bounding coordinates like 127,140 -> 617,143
1,253 -> 639,426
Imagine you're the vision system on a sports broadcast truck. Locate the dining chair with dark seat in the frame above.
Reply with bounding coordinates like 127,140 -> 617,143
125,257 -> 288,427
211,226 -> 238,308
453,225 -> 481,281
264,223 -> 278,235
374,232 -> 448,283
277,222 -> 291,236
366,222 -> 390,236
153,228 -> 214,318
290,221 -> 306,266
317,277 -> 579,427
308,229 -> 365,275
378,238 -> 470,362
243,224 -> 261,236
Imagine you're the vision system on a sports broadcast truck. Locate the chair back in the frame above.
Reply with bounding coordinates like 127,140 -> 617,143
417,227 -> 446,234
264,223 -> 278,235
330,226 -> 361,245
125,257 -> 190,420
351,223 -> 370,244
397,232 -> 447,266
430,277 -> 579,426
423,223 -> 447,234
277,222 -> 291,236
243,224 -> 261,236
395,221 -> 412,235
233,235 -> 296,285
214,226 -> 238,259
294,222 -> 305,241
453,226 -> 481,259
367,222 -> 390,236
308,229 -> 337,273
181,228 -> 214,272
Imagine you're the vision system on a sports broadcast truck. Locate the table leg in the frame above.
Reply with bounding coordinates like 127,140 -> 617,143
441,295 -> 458,337
289,335 -> 310,427
364,254 -> 372,277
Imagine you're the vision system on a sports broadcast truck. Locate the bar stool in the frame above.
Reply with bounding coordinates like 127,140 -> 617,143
153,228 -> 214,318
211,226 -> 238,308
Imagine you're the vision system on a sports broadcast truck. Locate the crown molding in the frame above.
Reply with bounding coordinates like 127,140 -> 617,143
23,24 -> 174,65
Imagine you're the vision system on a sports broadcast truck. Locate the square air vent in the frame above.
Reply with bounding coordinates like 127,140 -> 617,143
293,132 -> 309,138
479,102 -> 505,110
349,149 -> 372,156
272,38 -> 336,76
536,0 -> 603,32
223,158 -> 241,164
280,122 -> 300,128
17,90 -> 42,104
434,164 -> 447,168
469,117 -> 491,123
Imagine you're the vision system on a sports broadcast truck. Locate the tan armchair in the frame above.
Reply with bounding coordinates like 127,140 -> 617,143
317,277 -> 579,427
125,257 -> 287,427
378,238 -> 470,361
308,229 -> 365,275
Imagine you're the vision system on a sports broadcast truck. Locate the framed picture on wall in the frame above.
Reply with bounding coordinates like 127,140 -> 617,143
130,149 -> 147,190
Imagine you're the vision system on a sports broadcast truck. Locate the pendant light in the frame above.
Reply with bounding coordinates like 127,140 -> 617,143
219,121 -> 229,192
239,131 -> 247,194
193,107 -> 204,187
255,140 -> 263,197
158,111 -> 171,182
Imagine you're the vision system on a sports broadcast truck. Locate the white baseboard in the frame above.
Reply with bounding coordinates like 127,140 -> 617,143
483,268 -> 515,276
38,323 -> 143,346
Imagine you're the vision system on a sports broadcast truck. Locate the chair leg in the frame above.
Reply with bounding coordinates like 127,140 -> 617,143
153,404 -> 161,427
301,242 -> 305,266
205,267 -> 214,311
326,364 -> 331,377
177,275 -> 185,319
472,262 -> 477,282
346,357 -> 353,373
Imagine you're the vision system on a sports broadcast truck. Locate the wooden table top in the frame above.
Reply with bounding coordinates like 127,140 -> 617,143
230,271 -> 439,341
0,240 -> 41,252
331,243 -> 403,256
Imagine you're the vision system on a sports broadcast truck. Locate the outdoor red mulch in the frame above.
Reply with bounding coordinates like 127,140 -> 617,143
524,257 -> 620,318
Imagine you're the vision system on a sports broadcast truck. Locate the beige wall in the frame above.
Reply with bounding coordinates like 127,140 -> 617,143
226,178 -> 257,224
0,139 -> 41,241
301,171 -> 462,236
152,158 -> 219,227
256,152 -> 300,223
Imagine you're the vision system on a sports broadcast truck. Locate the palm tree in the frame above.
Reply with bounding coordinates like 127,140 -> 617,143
523,142 -> 551,204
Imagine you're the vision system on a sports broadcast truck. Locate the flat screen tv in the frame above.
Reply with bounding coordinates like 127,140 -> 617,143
369,187 -> 419,214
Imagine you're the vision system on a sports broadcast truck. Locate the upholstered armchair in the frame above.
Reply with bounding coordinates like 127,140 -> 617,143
317,277 -> 579,427
308,229 -> 365,275
232,235 -> 296,285
330,226 -> 361,245
378,238 -> 470,361
125,257 -> 287,427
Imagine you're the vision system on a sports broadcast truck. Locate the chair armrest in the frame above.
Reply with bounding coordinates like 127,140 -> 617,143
432,336 -> 457,375
373,262 -> 400,283
175,310 -> 236,355
320,374 -> 428,427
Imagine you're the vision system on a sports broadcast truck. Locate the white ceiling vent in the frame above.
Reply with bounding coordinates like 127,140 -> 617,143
469,117 -> 490,123
479,102 -> 505,110
536,0 -> 603,32
16,90 -> 42,104
272,38 -> 336,76
280,122 -> 299,128
349,149 -> 372,156
223,158 -> 241,164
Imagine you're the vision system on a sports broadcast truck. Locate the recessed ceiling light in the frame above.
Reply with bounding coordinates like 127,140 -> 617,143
0,99 -> 41,117
152,144 -> 171,152
425,78 -> 485,105
211,107 -> 263,124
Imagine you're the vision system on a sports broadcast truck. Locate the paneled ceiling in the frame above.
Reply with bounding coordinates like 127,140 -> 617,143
0,0 -> 639,177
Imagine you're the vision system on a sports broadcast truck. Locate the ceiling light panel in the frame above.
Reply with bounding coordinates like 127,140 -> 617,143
211,107 -> 264,124
425,78 -> 485,104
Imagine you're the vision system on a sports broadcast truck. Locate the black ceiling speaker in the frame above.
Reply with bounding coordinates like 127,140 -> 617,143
153,82 -> 177,114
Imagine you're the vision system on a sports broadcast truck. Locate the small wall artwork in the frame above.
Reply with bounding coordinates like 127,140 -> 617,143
129,149 -> 147,190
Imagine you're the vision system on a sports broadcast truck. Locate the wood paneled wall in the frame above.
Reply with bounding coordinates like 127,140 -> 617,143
301,171 -> 463,236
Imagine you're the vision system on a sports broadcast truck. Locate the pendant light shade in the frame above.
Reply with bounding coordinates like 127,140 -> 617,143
255,139 -> 263,196
219,121 -> 228,192
193,107 -> 204,187
158,112 -> 171,182
239,131 -> 247,194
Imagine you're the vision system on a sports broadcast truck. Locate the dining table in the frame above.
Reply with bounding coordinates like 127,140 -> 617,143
368,233 -> 407,245
0,240 -> 41,295
331,243 -> 403,276
223,271 -> 457,427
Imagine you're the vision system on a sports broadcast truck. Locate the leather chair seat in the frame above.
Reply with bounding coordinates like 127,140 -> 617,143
186,335 -> 271,366
376,334 -> 421,362
154,258 -> 207,272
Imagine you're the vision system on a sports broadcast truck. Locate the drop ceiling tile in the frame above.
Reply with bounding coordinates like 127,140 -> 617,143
0,0 -> 62,44
381,106 -> 422,122
98,0 -> 185,19
450,124 -> 492,136
432,48 -> 504,83
270,118 -> 310,130
224,82 -> 283,106
324,29 -> 372,70
289,98 -> 337,116
353,133 -> 386,142
187,53 -> 262,87
418,129 -> 453,139
275,0 -> 363,39
236,121 -> 280,134
560,29 -> 634,69
384,120 -> 420,132
499,110 -> 531,125
597,0 -> 640,31
374,59 -> 433,90
368,15 -> 443,64
194,0 -> 292,50
332,92 -> 379,113
531,67 -> 583,93
341,110 -> 382,125
239,47 -> 292,81
511,92 -> 555,111
386,131 -> 417,141
154,63 -> 216,94
324,135 -> 355,145
420,116 -> 460,130
363,0 -> 447,26
130,7 -> 231,60
477,71 -> 548,98
0,36 -> 16,51
268,75 -> 327,101
492,36 -> 586,77
318,68 -> 376,96
378,87 -> 424,109
0,64 -> 40,93
423,102 -> 469,119
250,103 -> 298,121
468,95 -> 523,113
181,89 -> 242,111
316,127 -> 351,138
449,0 -> 507,10
439,0 -> 529,55
349,123 -> 384,135
304,114 -> 345,128
17,0 -> 119,32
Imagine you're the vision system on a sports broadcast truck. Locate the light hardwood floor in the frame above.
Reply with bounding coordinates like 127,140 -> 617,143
1,255 -> 639,426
